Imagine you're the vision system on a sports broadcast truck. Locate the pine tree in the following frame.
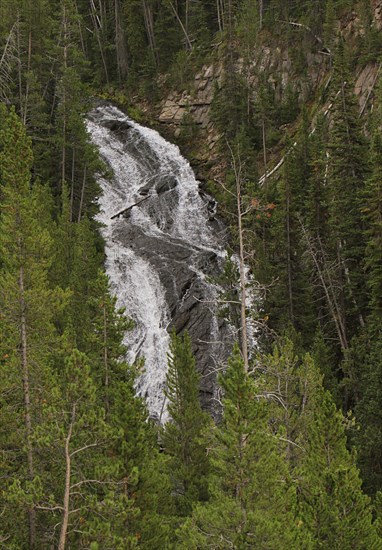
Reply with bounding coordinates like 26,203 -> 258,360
50,184 -> 75,289
326,40 -> 369,333
63,273 -> 174,547
49,0 -> 102,218
311,327 -> 340,403
293,352 -> 380,547
258,119 -> 315,342
254,337 -> 380,547
67,215 -> 104,351
211,68 -> 250,143
178,344 -> 304,548
161,331 -> 210,516
301,115 -> 349,353
363,129 -> 382,316
109,356 -> 177,548
0,105 -> 63,548
31,348 -> 140,549
352,321 -> 382,496
87,269 -> 134,413
323,0 -> 336,49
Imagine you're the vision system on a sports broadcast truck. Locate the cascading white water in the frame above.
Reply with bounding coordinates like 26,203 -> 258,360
87,104 -> 229,420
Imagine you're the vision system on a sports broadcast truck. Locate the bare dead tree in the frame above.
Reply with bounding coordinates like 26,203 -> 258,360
299,217 -> 348,350
216,0 -> 225,32
89,0 -> 109,83
276,19 -> 329,51
258,88 -> 342,187
142,0 -> 159,65
18,258 -> 37,548
0,21 -> 18,104
57,404 -> 76,550
114,0 -> 129,80
259,0 -> 264,30
217,143 -> 262,372
165,0 -> 193,51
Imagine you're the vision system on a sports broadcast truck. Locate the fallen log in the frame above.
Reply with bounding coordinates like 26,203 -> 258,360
111,196 -> 150,219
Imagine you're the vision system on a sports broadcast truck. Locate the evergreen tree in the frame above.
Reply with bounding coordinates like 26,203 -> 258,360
67,215 -> 104,351
323,0 -> 336,49
296,353 -> 380,548
31,348 -> 140,549
257,337 -> 380,547
87,269 -> 134,413
50,184 -> 75,290
326,40 -> 369,334
109,356 -> 176,548
300,115 -> 350,355
363,129 -> 382,316
179,344 -> 303,548
352,321 -> 382,496
211,68 -> 251,144
256,119 -> 315,343
0,105 -> 63,548
311,327 -> 340,402
161,331 -> 210,516
349,105 -> 382,496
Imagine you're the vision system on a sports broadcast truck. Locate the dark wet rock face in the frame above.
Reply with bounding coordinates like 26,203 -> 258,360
114,222 -> 226,405
138,174 -> 178,196
102,118 -> 133,132
87,105 -> 233,419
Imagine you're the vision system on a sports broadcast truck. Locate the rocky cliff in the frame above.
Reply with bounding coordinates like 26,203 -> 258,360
155,4 -> 382,181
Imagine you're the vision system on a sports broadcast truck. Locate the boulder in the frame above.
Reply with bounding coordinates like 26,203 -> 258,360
155,175 -> 178,194
102,119 -> 132,132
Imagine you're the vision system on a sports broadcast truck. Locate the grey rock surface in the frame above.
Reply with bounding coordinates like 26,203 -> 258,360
89,105 -> 233,415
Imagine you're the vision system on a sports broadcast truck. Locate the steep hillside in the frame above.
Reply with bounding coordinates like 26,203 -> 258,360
1,1 -> 382,546
154,2 -> 382,182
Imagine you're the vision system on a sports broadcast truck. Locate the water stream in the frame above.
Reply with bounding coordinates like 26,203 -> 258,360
87,104 -> 231,420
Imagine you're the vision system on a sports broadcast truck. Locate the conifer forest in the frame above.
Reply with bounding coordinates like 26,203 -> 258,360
2,0 -> 382,548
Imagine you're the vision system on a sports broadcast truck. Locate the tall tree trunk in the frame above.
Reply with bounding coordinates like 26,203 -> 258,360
89,0 -> 110,83
23,30 -> 32,125
227,0 -> 233,38
222,144 -> 250,371
230,151 -> 249,372
97,0 -> 107,29
19,263 -> 36,548
237,185 -> 249,372
259,0 -> 263,30
77,165 -> 87,223
114,0 -> 129,81
58,405 -> 76,550
338,239 -> 365,328
167,0 -> 193,50
62,114 -> 66,187
216,0 -> 224,32
103,304 -> 109,415
142,0 -> 158,64
70,148 -> 75,222
16,23 -> 24,122
185,0 -> 189,36
262,118 -> 267,183
74,0 -> 87,55
61,2 -> 68,188
285,179 -> 294,321
299,221 -> 348,350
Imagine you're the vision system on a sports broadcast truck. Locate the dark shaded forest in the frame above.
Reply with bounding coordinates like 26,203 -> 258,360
1,0 -> 382,548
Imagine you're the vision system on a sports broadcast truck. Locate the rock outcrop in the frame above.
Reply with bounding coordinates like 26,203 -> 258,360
88,104 -> 234,417
156,5 -> 382,173
158,63 -> 223,158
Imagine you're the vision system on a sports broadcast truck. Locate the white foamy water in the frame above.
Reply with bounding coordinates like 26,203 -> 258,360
87,104 -> 228,420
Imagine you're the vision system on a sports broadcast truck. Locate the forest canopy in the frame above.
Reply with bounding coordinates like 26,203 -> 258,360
1,0 -> 382,548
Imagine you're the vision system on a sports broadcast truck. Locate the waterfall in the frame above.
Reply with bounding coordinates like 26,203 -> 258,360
87,104 -> 232,421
